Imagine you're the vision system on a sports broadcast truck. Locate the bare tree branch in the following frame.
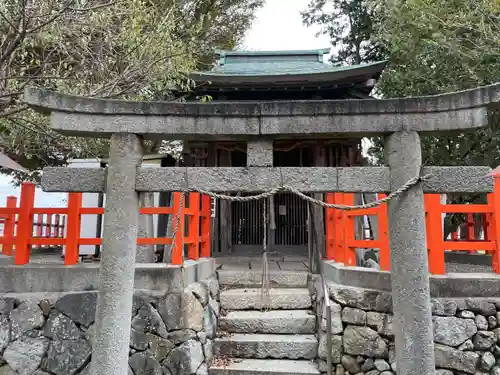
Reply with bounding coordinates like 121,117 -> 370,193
68,1 -> 117,12
27,9 -> 71,34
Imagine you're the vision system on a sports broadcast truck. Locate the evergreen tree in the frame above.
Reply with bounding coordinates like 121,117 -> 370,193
301,0 -> 385,65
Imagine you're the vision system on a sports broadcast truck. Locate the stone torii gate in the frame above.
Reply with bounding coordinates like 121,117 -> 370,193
25,84 -> 499,375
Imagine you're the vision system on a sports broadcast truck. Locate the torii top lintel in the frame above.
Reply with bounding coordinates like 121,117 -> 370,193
23,84 -> 500,140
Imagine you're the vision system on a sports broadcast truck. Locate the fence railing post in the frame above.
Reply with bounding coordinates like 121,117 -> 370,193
47,214 -> 53,238
425,194 -> 445,274
65,192 -> 82,265
60,216 -> 66,238
15,182 -> 35,265
491,176 -> 500,273
200,195 -> 212,258
343,193 -> 356,266
54,214 -> 60,238
377,193 -> 390,271
466,213 -> 474,241
187,192 -> 200,260
36,214 -> 43,237
325,193 -> 335,260
485,196 -> 494,255
334,193 -> 345,263
2,196 -> 17,256
171,192 -> 184,265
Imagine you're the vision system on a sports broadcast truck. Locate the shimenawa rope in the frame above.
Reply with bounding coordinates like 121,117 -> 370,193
186,174 -> 430,209
167,173 -> 428,317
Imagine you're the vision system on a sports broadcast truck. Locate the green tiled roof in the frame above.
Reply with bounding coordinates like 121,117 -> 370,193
206,59 -> 385,76
193,49 -> 386,77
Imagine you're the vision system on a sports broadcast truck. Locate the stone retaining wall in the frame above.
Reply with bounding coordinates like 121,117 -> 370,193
313,280 -> 500,375
0,276 -> 220,375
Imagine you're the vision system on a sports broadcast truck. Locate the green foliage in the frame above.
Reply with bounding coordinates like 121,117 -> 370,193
0,0 -> 263,183
200,95 -> 213,103
302,0 -> 499,236
372,0 -> 499,97
367,0 -> 500,236
368,0 -> 500,169
301,0 -> 386,64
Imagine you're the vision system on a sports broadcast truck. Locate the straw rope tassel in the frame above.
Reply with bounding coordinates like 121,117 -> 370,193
260,197 -> 271,311
269,195 -> 276,230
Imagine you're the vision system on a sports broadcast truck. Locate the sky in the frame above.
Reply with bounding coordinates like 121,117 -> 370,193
0,0 -> 333,208
243,0 -> 331,52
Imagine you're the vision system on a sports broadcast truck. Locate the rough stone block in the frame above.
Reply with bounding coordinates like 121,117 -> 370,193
319,301 -> 343,334
433,316 -> 477,346
431,299 -> 458,317
9,301 -> 44,341
201,277 -> 219,299
43,311 -> 81,340
0,316 -> 9,353
54,292 -> 97,328
341,307 -> 366,325
3,336 -> 50,375
366,312 -> 393,337
43,337 -> 92,375
434,344 -> 479,374
317,333 -> 343,363
131,303 -> 168,338
328,283 -> 392,313
163,339 -> 204,375
341,354 -> 360,373
342,326 -> 388,358
129,352 -> 163,375
473,331 -> 495,350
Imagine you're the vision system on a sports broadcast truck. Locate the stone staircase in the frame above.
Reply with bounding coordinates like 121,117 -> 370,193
209,269 -> 320,375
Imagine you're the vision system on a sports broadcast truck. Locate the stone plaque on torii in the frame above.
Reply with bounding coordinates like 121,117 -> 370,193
25,83 -> 500,375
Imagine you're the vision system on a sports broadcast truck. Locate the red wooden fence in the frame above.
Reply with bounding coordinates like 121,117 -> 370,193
1,179 -> 499,274
0,183 -> 212,266
325,176 -> 500,274
325,193 -> 390,270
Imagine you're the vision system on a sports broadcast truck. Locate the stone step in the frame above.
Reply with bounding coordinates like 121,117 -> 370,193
220,289 -> 311,310
209,359 -> 320,375
214,334 -> 318,360
219,310 -> 316,334
218,270 -> 308,289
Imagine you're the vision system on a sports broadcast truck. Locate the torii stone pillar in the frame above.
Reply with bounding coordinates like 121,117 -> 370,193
90,133 -> 143,375
385,131 -> 434,375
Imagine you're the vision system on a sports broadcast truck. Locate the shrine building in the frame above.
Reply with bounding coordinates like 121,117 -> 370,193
178,49 -> 387,256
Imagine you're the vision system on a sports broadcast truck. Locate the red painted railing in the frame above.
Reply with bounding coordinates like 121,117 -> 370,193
0,182 -> 212,266
325,177 -> 500,274
325,193 -> 390,270
2,179 -> 499,273
0,190 -> 66,258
